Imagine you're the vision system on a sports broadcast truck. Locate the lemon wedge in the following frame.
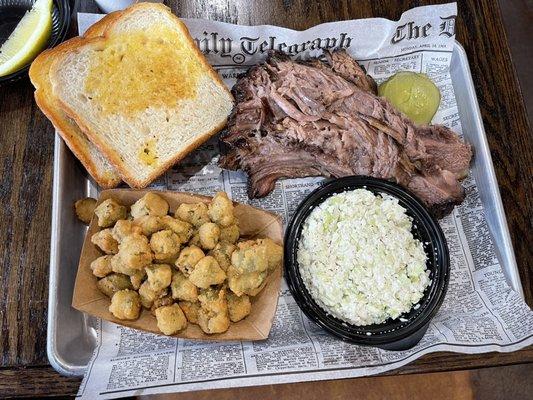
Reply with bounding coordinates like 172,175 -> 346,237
0,0 -> 53,77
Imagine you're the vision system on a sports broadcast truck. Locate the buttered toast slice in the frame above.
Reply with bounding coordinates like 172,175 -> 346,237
49,3 -> 234,188
29,13 -> 122,188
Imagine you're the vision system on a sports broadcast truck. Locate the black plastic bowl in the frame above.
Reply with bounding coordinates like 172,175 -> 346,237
0,0 -> 70,85
284,176 -> 450,350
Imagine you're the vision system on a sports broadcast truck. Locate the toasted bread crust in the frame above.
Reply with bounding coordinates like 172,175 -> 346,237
84,10 -> 124,38
34,90 -> 121,188
30,38 -> 122,188
48,3 -> 234,188
29,15 -> 123,188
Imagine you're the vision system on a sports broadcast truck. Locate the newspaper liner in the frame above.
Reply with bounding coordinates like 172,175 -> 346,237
73,3 -> 533,399
72,189 -> 283,341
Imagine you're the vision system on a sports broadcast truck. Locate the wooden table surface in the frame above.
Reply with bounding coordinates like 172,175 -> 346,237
1,0 -> 531,397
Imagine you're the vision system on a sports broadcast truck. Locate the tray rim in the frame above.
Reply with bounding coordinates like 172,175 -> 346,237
452,42 -> 522,297
48,134 -> 81,376
46,39 -> 524,377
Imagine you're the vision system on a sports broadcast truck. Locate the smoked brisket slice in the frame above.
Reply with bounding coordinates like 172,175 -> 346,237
219,50 -> 472,217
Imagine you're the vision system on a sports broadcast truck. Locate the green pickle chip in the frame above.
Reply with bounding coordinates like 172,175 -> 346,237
378,72 -> 441,125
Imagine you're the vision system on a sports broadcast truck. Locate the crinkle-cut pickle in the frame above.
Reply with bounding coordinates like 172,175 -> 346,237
378,71 -> 441,125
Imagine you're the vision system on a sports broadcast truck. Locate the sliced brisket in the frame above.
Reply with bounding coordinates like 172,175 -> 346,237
220,50 -> 472,217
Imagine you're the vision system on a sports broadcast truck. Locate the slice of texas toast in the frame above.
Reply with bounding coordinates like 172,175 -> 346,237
49,3 -> 234,188
29,13 -> 123,188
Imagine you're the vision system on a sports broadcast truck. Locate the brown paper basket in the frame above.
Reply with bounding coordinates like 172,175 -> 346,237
72,189 -> 283,341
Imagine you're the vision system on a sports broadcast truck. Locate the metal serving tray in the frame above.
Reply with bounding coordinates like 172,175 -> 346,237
47,41 -> 524,377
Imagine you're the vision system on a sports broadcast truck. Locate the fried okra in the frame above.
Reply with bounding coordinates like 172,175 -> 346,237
111,255 -> 137,276
198,222 -> 220,250
88,190 -> 280,337
189,256 -> 226,289
188,231 -> 201,247
74,197 -> 97,224
94,198 -> 127,228
138,281 -> 158,309
150,230 -> 181,261
257,238 -> 283,272
179,301 -> 200,324
151,294 -> 174,315
208,242 -> 236,271
133,215 -> 164,237
113,234 -> 153,272
219,224 -> 239,244
130,269 -> 147,290
109,289 -> 141,320
130,192 -> 169,219
155,304 -> 187,335
227,266 -> 268,297
112,220 -> 142,243
97,273 -> 133,297
139,282 -> 168,309
197,288 -> 230,334
176,202 -> 210,227
207,192 -> 235,227
171,271 -> 198,302
145,264 -> 172,291
90,255 -> 113,278
160,215 -> 193,243
231,240 -> 269,275
227,292 -> 251,322
226,240 -> 280,296
91,229 -> 119,254
175,245 -> 204,276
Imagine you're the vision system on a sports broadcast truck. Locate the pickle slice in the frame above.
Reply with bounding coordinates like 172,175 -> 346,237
378,71 -> 441,125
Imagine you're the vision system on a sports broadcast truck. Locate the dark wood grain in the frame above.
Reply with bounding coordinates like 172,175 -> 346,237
147,364 -> 533,400
0,0 -> 531,397
1,352 -> 532,397
0,77 -> 55,367
0,366 -> 81,397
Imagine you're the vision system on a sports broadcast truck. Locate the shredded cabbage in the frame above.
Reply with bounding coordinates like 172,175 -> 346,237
297,189 -> 430,326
